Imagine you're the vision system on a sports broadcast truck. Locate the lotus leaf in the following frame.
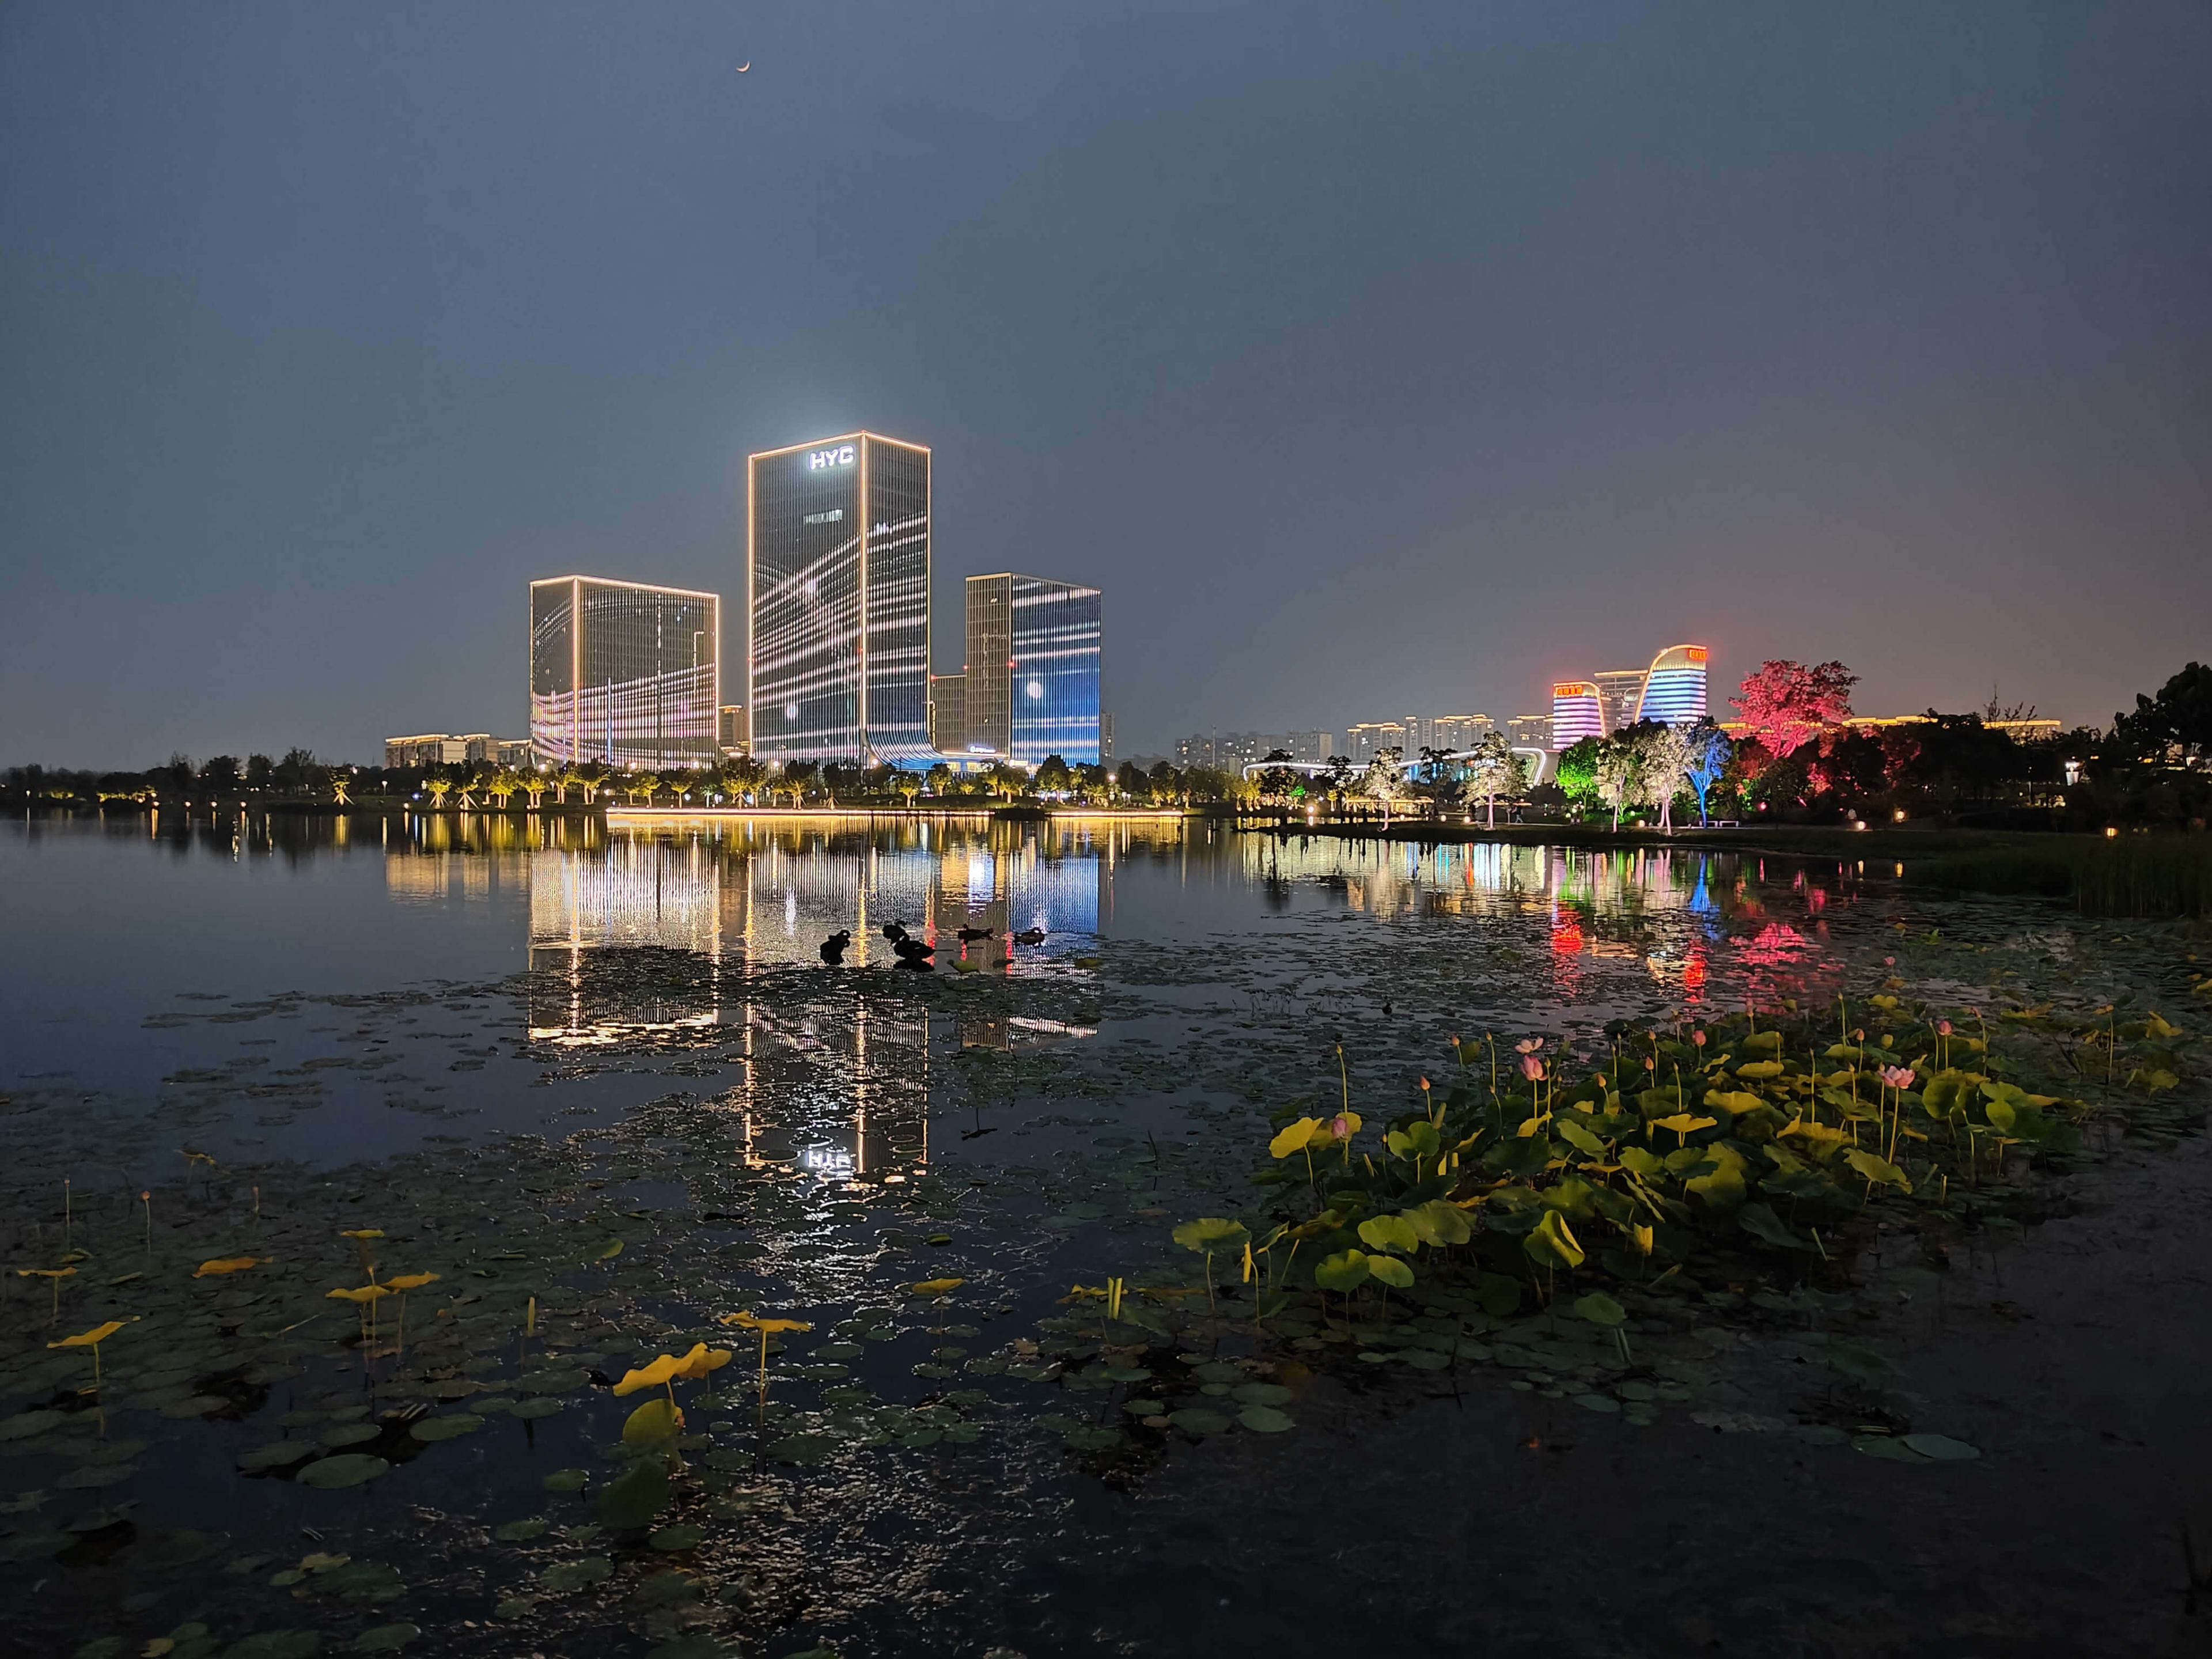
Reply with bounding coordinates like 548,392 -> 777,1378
541,1468 -> 589,1493
597,1458 -> 671,1529
622,1399 -> 683,1446
1269,1118 -> 1322,1158
1405,1200 -> 1472,1247
1312,1249 -> 1370,1292
193,1257 -> 263,1278
1842,1149 -> 1911,1192
408,1413 -> 482,1442
1367,1253 -> 1415,1289
1524,1210 -> 1584,1270
1238,1405 -> 1295,1433
1736,1060 -> 1785,1079
1901,1433 -> 1980,1461
1736,1203 -> 1813,1252
296,1454 -> 388,1490
1172,1217 -> 1248,1253
1572,1291 -> 1626,1326
1355,1214 -> 1419,1255
612,1354 -> 681,1396
906,1279 -> 964,1296
350,1625 -> 419,1653
493,1517 -> 550,1540
541,1556 -> 615,1591
1169,1408 -> 1230,1434
1650,1113 -> 1717,1138
650,1524 -> 706,1550
1555,1118 -> 1605,1157
510,1398 -> 564,1421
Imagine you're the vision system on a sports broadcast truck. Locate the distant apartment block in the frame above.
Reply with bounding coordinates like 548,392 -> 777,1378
385,733 -> 532,770
1426,714 -> 1496,752
531,575 -> 719,771
1505,713 -> 1553,750
1550,646 -> 1710,746
1100,712 -> 1116,763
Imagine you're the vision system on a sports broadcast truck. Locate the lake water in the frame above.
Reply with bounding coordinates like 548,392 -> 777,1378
1,813 -> 2203,1657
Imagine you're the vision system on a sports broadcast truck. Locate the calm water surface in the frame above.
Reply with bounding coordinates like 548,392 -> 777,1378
1,813 -> 2201,1658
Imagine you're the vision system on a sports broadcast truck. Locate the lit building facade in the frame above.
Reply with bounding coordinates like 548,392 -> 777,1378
964,573 -> 1101,766
929,673 -> 969,755
747,433 -> 932,764
1505,713 -> 1552,750
1634,644 -> 1710,725
530,576 -> 719,771
718,705 -> 749,755
1346,721 -> 1408,764
1429,714 -> 1497,752
1551,681 -> 1604,750
1592,669 -> 1649,735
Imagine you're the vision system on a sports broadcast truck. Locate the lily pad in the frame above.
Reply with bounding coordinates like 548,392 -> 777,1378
297,1454 -> 389,1490
0,1411 -> 64,1442
1232,1382 -> 1293,1406
541,1556 -> 614,1592
598,1458 -> 672,1529
1901,1433 -> 1981,1461
319,1424 -> 382,1448
542,1468 -> 590,1493
493,1517 -> 550,1541
350,1626 -> 420,1653
650,1524 -> 706,1551
221,1632 -> 321,1658
409,1414 -> 483,1442
1169,1408 -> 1230,1435
1238,1406 -> 1295,1433
238,1441 -> 321,1472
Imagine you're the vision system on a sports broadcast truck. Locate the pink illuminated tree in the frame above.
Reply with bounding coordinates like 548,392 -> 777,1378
1729,660 -> 1857,758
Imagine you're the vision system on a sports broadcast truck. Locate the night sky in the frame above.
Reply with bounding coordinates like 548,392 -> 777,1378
3,2 -> 2207,766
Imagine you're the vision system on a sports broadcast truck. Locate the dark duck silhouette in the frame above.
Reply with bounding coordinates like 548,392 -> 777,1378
881,921 -> 909,943
893,935 -> 935,960
1012,927 -> 1048,946
892,949 -> 934,971
956,926 -> 994,943
819,929 -> 851,965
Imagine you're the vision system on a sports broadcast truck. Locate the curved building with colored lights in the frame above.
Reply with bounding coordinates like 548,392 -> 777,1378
1550,680 -> 1604,750
1635,644 -> 1709,726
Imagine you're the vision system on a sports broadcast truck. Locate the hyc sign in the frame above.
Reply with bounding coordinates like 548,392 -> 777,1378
806,444 -> 857,470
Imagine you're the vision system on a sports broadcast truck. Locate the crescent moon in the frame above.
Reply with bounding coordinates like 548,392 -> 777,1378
735,62 -> 750,72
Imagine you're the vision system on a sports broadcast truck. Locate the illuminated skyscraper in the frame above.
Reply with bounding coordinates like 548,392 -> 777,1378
529,576 -> 719,770
1592,669 -> 1649,734
965,573 -> 1101,766
1634,644 -> 1710,725
1550,681 -> 1604,749
747,433 -> 931,764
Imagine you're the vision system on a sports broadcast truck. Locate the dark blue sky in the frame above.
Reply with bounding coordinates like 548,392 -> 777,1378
3,1 -> 2207,764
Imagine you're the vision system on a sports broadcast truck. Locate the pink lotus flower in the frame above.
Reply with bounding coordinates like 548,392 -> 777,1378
1515,1037 -> 1544,1055
1519,1054 -> 1544,1081
1691,1029 -> 1707,1047
1331,1113 -> 1352,1139
1642,1056 -> 1656,1071
1936,1020 -> 1953,1036
1883,956 -> 1895,967
1418,1076 -> 1431,1092
1880,1065 -> 1916,1090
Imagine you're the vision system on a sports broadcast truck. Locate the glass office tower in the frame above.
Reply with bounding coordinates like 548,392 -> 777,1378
747,432 -> 932,764
965,573 -> 1102,766
530,576 -> 719,770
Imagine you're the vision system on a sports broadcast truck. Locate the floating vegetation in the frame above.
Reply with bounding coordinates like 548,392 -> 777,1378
3,820 -> 2207,1656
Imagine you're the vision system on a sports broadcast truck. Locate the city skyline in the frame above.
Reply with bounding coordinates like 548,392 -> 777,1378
4,5 -> 2207,765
